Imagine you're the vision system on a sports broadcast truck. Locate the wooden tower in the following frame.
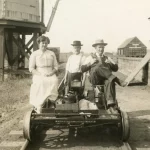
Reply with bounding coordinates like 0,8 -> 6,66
0,0 -> 46,81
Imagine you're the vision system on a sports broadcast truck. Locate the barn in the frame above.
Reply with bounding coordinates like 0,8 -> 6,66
117,37 -> 147,57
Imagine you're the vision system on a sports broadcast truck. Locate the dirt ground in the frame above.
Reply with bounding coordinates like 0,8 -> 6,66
0,64 -> 150,149
117,85 -> 150,149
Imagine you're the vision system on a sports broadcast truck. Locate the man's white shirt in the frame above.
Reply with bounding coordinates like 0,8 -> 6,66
66,54 -> 86,73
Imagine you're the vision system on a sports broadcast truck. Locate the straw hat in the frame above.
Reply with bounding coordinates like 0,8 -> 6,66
92,39 -> 107,47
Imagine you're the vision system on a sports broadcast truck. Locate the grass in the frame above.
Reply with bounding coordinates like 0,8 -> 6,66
0,78 -> 31,114
0,63 -> 66,115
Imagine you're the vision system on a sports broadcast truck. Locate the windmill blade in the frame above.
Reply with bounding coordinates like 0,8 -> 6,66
46,0 -> 60,32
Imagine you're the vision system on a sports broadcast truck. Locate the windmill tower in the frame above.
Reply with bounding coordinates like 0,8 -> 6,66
0,0 -> 46,81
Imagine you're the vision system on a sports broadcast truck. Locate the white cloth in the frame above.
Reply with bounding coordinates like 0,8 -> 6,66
79,99 -> 98,110
29,50 -> 58,73
66,54 -> 86,73
83,53 -> 115,65
29,49 -> 58,108
82,55 -> 93,65
79,99 -> 89,110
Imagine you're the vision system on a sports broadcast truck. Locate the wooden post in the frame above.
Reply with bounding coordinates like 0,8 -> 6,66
41,0 -> 44,23
19,34 -> 25,68
142,62 -> 149,84
125,52 -> 150,85
0,28 -> 4,81
33,32 -> 38,51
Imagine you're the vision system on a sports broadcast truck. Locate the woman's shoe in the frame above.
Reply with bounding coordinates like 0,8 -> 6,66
48,100 -> 56,108
64,94 -> 68,98
108,106 -> 118,114
36,106 -> 42,114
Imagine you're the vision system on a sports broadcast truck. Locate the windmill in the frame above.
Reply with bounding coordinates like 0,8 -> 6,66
46,0 -> 60,32
0,0 -> 60,81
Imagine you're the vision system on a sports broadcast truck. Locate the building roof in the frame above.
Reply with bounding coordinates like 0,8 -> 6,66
118,36 -> 147,49
118,37 -> 135,49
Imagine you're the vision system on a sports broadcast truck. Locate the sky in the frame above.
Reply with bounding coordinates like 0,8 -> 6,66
43,0 -> 150,53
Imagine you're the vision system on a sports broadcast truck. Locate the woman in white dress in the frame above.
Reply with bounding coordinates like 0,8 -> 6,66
29,35 -> 58,113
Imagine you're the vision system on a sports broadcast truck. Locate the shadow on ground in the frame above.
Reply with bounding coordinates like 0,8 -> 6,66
128,109 -> 150,150
27,126 -> 124,150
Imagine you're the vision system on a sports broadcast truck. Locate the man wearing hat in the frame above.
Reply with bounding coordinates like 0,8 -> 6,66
81,39 -> 126,111
64,40 -> 86,97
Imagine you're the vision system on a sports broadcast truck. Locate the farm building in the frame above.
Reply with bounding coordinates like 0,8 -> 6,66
117,37 -> 147,57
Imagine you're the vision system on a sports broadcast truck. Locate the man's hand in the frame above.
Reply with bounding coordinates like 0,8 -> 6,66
105,57 -> 116,64
90,58 -> 97,65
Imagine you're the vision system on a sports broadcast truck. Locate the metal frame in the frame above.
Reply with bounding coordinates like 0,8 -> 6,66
23,79 -> 130,142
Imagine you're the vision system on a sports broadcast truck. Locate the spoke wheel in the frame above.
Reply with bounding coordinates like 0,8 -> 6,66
120,111 -> 130,141
23,110 -> 34,141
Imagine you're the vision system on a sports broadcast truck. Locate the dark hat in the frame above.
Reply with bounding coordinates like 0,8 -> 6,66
92,39 -> 107,47
71,41 -> 83,46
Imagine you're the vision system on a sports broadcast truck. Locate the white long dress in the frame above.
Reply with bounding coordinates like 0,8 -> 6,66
29,49 -> 58,108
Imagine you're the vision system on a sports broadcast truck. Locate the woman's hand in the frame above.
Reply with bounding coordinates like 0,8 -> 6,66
42,69 -> 57,77
42,72 -> 54,77
47,72 -> 55,77
64,78 -> 67,85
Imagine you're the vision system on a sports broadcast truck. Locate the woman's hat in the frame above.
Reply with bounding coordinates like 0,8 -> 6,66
92,39 -> 107,47
71,41 -> 83,46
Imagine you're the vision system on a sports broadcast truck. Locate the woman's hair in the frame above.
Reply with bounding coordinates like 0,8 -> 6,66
36,35 -> 50,44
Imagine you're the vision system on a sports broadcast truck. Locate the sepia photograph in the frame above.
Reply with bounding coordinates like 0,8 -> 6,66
0,0 -> 150,149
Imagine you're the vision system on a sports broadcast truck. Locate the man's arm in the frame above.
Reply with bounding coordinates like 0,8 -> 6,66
105,57 -> 118,72
81,55 -> 97,72
81,63 -> 92,72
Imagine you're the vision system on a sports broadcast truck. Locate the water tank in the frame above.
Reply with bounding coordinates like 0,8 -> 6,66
0,0 -> 40,23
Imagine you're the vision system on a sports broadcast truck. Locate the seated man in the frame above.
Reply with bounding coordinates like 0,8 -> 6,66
81,39 -> 126,112
64,40 -> 86,97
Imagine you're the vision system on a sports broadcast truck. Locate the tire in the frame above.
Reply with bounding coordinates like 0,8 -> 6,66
23,110 -> 34,141
120,111 -> 130,141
